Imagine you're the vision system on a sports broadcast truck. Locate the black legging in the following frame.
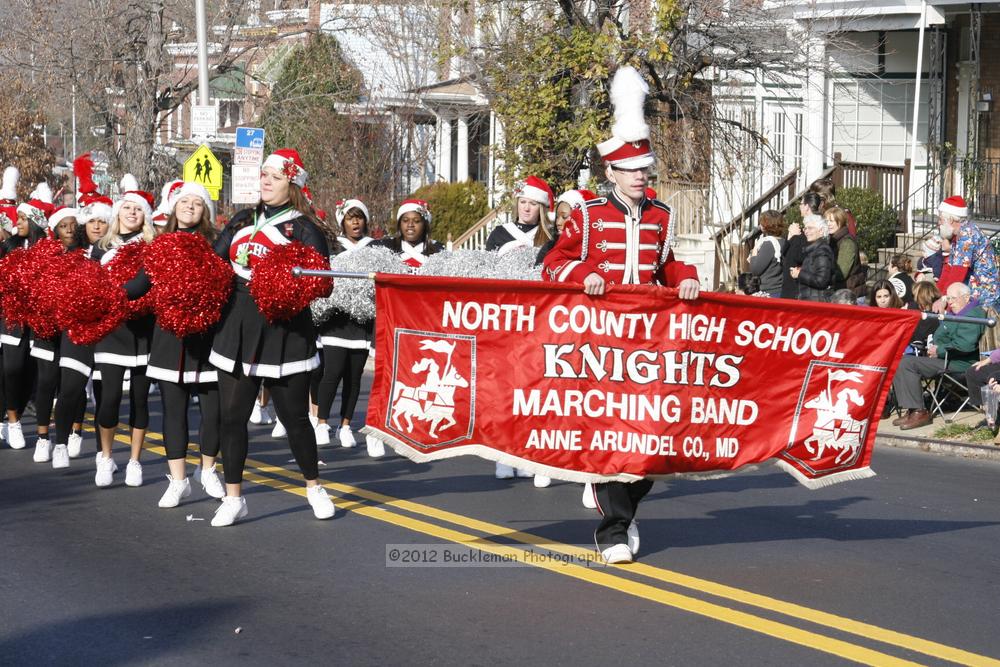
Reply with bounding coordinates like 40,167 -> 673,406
96,364 -> 151,430
55,369 -> 89,445
218,369 -> 319,484
35,357 -> 59,434
159,380 -> 220,461
315,345 -> 369,423
3,338 -> 35,415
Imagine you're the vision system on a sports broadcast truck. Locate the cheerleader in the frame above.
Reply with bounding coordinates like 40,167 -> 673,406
91,177 -> 157,488
484,177 -> 555,486
373,199 -> 443,268
29,205 -> 79,464
484,176 -> 554,256
146,182 -> 225,507
0,165 -> 19,447
50,189 -> 112,469
311,199 -> 374,449
3,183 -> 53,451
208,148 -> 335,526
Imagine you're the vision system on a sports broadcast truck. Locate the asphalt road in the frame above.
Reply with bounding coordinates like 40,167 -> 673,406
2,375 -> 1000,666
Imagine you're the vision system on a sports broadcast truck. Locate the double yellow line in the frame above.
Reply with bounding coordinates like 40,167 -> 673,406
109,427 -> 996,666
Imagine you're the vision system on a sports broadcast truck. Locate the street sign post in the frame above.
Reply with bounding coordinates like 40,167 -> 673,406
183,144 -> 223,201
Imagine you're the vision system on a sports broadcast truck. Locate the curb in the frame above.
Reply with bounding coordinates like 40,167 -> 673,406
875,433 -> 1000,462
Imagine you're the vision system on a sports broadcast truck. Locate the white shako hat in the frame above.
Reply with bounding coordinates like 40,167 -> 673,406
596,66 -> 655,170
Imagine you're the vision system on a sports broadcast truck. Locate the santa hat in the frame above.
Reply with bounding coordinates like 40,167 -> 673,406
17,182 -> 54,228
596,67 -> 655,170
262,148 -> 308,188
514,176 -> 554,211
396,198 -> 431,225
0,166 -> 20,203
165,181 -> 215,224
939,195 -> 968,219
152,179 -> 184,226
111,173 -> 154,223
556,189 -> 598,211
78,191 -> 114,222
335,198 -> 370,226
0,206 -> 17,234
47,206 -> 79,231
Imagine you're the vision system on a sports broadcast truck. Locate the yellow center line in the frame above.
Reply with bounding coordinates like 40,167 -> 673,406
111,427 -> 995,666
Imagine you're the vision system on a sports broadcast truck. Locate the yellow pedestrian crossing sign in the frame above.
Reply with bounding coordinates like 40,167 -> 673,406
183,144 -> 222,200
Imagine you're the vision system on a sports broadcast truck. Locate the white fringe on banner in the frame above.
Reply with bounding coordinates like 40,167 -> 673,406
363,427 -> 874,488
774,460 -> 877,489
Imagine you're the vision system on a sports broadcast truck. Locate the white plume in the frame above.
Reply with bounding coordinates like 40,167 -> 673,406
0,166 -> 19,200
30,182 -> 53,204
120,173 -> 139,192
610,66 -> 650,142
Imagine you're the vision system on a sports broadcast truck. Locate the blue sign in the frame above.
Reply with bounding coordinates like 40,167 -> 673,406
236,127 -> 265,149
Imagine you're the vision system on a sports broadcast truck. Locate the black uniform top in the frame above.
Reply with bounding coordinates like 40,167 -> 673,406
58,241 -> 99,378
485,221 -> 543,256
209,205 -> 330,378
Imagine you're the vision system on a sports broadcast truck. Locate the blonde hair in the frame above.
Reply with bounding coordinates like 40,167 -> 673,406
98,204 -> 156,250
824,206 -> 850,233
512,198 -> 553,247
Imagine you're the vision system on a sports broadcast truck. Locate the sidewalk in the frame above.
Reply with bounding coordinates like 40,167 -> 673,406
876,406 -> 1000,462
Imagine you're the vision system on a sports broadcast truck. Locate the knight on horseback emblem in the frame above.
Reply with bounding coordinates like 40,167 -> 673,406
390,338 -> 470,438
802,369 -> 869,465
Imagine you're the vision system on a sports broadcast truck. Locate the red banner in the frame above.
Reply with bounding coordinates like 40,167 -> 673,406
363,275 -> 918,488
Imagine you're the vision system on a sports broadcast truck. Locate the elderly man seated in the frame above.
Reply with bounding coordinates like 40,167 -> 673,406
891,282 -> 986,430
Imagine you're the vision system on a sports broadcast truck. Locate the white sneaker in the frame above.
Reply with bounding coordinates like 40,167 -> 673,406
7,421 -> 25,449
533,475 -> 551,488
515,468 -> 533,478
495,462 -> 515,479
260,404 -> 276,425
315,423 -> 331,446
249,401 -> 264,424
307,485 -> 335,519
95,454 -> 117,487
33,438 -> 52,462
0,420 -> 6,443
627,520 -> 640,556
338,425 -> 356,448
582,482 -> 597,509
601,543 -> 633,564
271,420 -> 287,439
211,496 -> 248,527
67,433 -> 83,458
125,459 -> 143,487
157,475 -> 191,508
199,466 -> 225,499
309,414 -> 319,428
51,444 -> 70,469
366,434 -> 385,458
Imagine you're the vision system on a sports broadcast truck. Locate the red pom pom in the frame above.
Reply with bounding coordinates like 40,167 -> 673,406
104,241 -> 154,318
28,247 -> 80,339
144,232 -> 234,337
0,238 -> 63,329
55,256 -> 128,345
249,242 -> 332,322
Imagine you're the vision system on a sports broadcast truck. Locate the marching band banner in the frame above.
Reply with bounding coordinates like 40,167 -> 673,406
362,275 -> 919,488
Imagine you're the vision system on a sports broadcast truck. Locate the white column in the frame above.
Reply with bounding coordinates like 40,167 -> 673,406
803,39 -> 827,183
456,115 -> 470,182
439,117 -> 453,182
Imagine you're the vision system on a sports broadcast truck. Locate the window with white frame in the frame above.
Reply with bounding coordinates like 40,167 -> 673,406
831,78 -> 928,165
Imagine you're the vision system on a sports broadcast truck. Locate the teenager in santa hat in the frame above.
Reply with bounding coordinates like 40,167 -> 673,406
933,195 -> 1000,313
90,174 -> 158,488
486,176 -> 554,257
144,181 -> 228,508
151,179 -> 184,226
50,183 -> 113,470
537,189 -> 598,265
2,182 -> 53,451
25,205 -> 81,464
207,147 -> 335,526
373,199 -> 443,269
310,198 -> 376,451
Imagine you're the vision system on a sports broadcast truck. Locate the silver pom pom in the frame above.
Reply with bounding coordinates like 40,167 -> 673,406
311,246 -> 407,324
419,248 -> 542,281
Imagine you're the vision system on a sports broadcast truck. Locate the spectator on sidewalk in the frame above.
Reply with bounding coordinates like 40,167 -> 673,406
905,281 -> 941,356
887,254 -> 915,305
782,193 -> 824,299
934,196 -> 999,312
826,206 -> 865,299
789,213 -> 834,302
868,279 -> 903,309
891,282 -> 986,430
748,209 -> 785,297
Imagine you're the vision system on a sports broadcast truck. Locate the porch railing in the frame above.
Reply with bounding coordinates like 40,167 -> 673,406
449,208 -> 501,251
832,153 -> 910,227
660,181 -> 709,236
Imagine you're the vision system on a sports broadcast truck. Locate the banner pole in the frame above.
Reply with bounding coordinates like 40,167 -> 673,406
292,268 -> 375,280
921,312 -> 997,327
